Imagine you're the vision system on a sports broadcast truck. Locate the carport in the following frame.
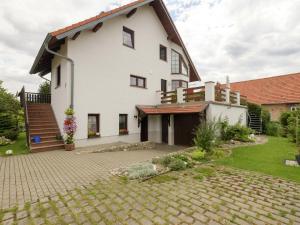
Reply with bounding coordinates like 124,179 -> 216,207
136,102 -> 207,146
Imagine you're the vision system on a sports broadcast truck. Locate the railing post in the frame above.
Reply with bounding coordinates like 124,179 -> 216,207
205,81 -> 215,102
225,88 -> 230,104
176,87 -> 184,104
236,92 -> 240,105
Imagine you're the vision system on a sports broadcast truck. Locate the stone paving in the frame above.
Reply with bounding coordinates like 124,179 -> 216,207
0,145 -> 182,209
1,165 -> 300,225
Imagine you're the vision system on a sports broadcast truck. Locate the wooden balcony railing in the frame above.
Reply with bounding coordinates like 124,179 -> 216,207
183,87 -> 205,102
161,90 -> 177,104
25,92 -> 51,104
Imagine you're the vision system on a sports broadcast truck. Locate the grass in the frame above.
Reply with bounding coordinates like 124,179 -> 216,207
217,136 -> 300,183
0,132 -> 28,156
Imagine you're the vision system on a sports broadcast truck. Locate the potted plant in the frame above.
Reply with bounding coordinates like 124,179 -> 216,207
63,108 -> 77,151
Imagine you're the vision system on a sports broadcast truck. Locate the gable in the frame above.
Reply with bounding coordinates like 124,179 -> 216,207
29,0 -> 200,82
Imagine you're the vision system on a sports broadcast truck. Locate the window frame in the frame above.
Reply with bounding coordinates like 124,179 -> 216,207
171,80 -> 188,91
119,114 -> 128,135
87,114 -> 100,138
171,49 -> 188,76
123,26 -> 135,49
56,65 -> 61,88
130,75 -> 147,89
159,45 -> 167,61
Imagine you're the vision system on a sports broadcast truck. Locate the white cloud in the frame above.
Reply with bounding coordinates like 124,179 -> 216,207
0,0 -> 299,94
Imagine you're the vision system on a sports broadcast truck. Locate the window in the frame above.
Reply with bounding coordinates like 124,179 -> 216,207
123,26 -> 134,48
161,79 -> 167,92
119,114 -> 128,135
171,50 -> 180,74
130,75 -> 146,88
171,50 -> 188,75
160,45 -> 167,61
172,80 -> 188,90
56,65 -> 61,88
88,114 -> 100,138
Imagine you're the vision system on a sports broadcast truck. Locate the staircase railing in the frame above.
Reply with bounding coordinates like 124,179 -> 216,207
26,92 -> 51,104
19,87 -> 30,149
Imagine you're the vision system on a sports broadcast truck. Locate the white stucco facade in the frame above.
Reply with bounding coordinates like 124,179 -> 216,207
50,5 -> 190,147
206,102 -> 248,126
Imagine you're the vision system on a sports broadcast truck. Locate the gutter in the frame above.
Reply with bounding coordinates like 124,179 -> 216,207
44,41 -> 75,109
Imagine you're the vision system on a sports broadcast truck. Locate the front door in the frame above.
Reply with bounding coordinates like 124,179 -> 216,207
161,115 -> 169,144
141,116 -> 148,142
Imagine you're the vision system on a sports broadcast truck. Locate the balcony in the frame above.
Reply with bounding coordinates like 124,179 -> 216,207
160,81 -> 246,106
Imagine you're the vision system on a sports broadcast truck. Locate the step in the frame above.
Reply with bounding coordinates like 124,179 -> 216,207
31,140 -> 64,147
30,131 -> 60,137
30,124 -> 58,129
29,118 -> 56,123
30,135 -> 60,142
29,128 -> 60,133
31,144 -> 65,153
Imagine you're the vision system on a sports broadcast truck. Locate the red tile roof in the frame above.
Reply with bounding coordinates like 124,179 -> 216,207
137,103 -> 207,114
51,0 -> 146,37
230,73 -> 300,105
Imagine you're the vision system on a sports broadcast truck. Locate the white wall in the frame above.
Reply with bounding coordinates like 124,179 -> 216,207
51,43 -> 70,133
206,103 -> 247,126
62,5 -> 191,145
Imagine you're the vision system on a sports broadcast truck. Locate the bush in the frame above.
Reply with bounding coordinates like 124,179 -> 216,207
127,163 -> 157,179
266,122 -> 281,136
191,150 -> 205,161
168,158 -> 186,171
247,103 -> 270,134
220,120 -> 253,142
1,129 -> 19,141
280,111 -> 293,137
286,111 -> 300,144
194,121 -> 218,153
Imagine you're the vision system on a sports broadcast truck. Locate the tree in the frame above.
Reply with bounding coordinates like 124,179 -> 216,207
0,81 -> 20,114
38,81 -> 51,95
0,81 -> 21,140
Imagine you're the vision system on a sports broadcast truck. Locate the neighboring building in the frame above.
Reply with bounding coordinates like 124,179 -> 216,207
23,0 -> 247,152
230,73 -> 300,121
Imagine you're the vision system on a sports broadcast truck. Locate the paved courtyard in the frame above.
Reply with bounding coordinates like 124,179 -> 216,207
1,165 -> 300,225
0,145 -> 182,209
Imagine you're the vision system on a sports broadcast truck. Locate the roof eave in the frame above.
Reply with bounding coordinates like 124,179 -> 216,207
29,33 -> 53,75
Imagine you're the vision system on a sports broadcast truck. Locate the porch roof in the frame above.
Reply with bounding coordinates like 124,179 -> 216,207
136,102 -> 208,115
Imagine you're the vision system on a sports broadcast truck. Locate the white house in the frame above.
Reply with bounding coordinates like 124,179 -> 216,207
26,0 -> 247,151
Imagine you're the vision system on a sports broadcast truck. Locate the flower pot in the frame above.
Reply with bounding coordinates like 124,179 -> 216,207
65,143 -> 75,151
296,155 -> 300,165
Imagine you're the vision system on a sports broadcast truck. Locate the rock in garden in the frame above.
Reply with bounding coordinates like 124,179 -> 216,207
5,150 -> 13,155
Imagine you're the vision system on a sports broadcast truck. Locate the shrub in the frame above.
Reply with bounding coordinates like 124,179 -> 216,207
127,163 -> 157,179
194,121 -> 218,153
191,150 -> 205,161
0,136 -> 12,146
280,111 -> 293,137
266,122 -> 281,136
168,158 -> 186,171
220,120 -> 252,142
161,155 -> 173,167
1,129 -> 19,141
286,111 -> 300,144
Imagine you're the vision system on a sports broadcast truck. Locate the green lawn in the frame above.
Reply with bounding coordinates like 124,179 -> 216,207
217,137 -> 300,183
0,133 -> 28,156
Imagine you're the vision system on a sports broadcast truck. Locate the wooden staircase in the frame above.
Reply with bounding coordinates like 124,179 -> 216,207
28,104 -> 65,152
19,88 -> 64,153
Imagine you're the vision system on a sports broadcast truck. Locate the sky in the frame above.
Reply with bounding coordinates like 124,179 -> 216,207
0,0 -> 300,94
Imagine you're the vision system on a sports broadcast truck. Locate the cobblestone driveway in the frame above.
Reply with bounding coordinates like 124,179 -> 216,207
0,145 -> 182,209
1,165 -> 300,225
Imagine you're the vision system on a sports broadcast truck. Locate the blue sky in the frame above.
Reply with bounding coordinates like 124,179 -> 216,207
0,0 -> 300,93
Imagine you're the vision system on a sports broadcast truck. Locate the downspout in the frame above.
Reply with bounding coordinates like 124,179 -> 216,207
44,43 -> 75,109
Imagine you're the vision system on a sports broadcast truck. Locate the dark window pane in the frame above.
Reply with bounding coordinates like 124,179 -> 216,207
130,76 -> 136,86
160,45 -> 167,61
123,27 -> 134,48
56,65 -> 61,87
130,75 -> 146,88
138,78 -> 145,87
88,114 -> 99,137
119,114 -> 128,135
